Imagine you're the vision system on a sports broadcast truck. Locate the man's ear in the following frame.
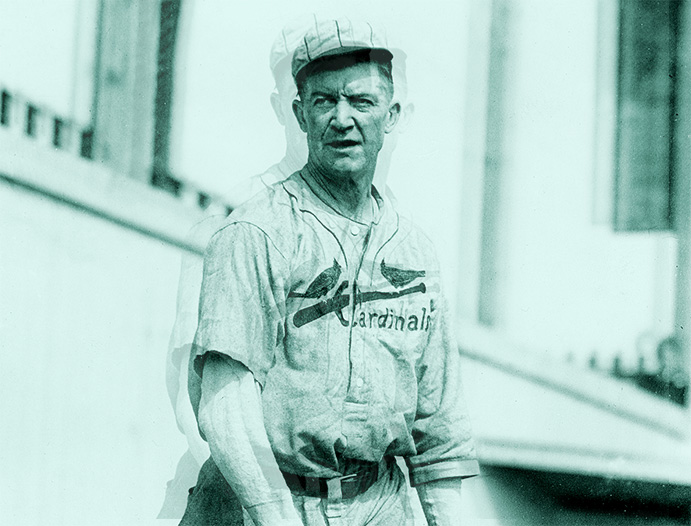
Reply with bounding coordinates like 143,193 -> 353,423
396,102 -> 415,134
384,102 -> 401,134
270,92 -> 286,125
292,99 -> 308,132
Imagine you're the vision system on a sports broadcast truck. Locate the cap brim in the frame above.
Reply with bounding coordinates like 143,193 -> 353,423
293,47 -> 394,80
315,46 -> 393,62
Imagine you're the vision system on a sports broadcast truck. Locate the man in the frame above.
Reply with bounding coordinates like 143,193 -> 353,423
162,18 -> 417,520
183,18 -> 478,525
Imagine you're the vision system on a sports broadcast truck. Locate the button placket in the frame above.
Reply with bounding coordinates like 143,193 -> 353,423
347,283 -> 366,401
345,221 -> 370,402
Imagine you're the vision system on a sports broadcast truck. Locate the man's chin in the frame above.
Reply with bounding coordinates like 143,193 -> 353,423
329,160 -> 369,178
320,152 -> 366,172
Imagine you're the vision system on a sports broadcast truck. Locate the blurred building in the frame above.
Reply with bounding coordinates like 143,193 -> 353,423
1,0 -> 690,525
0,1 -> 225,524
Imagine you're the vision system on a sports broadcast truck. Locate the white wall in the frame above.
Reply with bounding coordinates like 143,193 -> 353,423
0,185 -> 188,525
476,0 -> 678,368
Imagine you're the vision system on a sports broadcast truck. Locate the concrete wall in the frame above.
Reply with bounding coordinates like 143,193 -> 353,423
0,125 -> 206,524
0,184 -> 188,525
460,0 -> 678,372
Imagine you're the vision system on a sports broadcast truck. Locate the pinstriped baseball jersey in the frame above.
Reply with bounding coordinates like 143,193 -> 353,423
189,171 -> 478,485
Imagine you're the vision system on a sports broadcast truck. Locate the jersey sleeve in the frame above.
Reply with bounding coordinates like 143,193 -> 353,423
188,221 -> 288,428
406,263 -> 480,486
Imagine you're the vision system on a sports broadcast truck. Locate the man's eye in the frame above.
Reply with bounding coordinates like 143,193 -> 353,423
314,98 -> 335,107
352,98 -> 374,108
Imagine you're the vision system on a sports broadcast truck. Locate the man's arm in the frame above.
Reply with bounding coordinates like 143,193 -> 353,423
415,477 -> 463,526
197,352 -> 302,526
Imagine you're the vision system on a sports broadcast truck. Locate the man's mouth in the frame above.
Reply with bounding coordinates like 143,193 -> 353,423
327,140 -> 360,149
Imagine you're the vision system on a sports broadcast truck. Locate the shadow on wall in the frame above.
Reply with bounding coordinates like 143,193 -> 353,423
480,466 -> 691,526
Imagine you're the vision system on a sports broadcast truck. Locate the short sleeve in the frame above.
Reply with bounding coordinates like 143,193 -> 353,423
187,222 -> 288,425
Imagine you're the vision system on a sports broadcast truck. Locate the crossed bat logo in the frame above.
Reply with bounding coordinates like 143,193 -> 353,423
289,259 -> 426,328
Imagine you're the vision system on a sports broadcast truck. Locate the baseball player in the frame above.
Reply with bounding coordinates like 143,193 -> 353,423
181,17 -> 478,526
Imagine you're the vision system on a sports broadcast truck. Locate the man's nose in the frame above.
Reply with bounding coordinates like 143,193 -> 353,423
330,100 -> 355,130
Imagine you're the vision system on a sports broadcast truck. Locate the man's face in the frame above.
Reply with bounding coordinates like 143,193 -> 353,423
292,62 -> 400,180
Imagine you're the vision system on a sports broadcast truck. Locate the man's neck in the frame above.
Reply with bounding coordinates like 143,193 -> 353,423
302,162 -> 375,223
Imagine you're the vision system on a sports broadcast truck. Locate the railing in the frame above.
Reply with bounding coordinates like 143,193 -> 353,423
1,87 -> 93,158
0,84 -> 232,217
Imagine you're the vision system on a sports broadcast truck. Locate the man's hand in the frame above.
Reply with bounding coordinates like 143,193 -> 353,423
415,477 -> 463,526
197,353 -> 303,526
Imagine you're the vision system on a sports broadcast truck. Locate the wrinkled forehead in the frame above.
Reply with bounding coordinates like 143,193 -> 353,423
301,62 -> 391,98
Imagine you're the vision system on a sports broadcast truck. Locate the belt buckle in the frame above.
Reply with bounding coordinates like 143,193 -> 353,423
326,473 -> 357,500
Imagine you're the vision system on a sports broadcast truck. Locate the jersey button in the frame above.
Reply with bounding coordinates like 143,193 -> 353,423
350,226 -> 360,236
356,378 -> 364,388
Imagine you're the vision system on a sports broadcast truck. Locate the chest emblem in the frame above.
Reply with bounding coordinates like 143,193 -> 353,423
380,260 -> 425,288
288,259 -> 342,299
291,260 -> 427,329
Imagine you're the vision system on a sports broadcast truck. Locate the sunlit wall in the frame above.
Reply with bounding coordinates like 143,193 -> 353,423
471,0 -> 678,371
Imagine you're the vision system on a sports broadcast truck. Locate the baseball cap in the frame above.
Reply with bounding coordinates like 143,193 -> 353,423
291,17 -> 394,82
269,18 -> 315,82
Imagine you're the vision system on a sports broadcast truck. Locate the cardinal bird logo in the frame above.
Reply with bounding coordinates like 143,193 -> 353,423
291,259 -> 428,328
380,259 -> 426,288
289,259 -> 342,298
